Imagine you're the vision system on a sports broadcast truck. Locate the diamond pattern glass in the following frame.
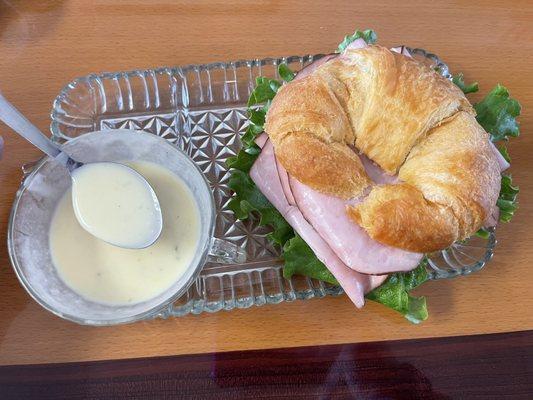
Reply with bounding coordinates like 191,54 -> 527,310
50,49 -> 496,318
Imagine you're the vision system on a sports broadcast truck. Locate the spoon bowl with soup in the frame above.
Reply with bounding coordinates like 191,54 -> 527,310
0,93 -> 163,249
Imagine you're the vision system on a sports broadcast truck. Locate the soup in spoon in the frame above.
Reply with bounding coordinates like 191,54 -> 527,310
71,162 -> 163,249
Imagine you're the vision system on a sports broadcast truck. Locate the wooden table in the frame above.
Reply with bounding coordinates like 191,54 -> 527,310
0,0 -> 532,397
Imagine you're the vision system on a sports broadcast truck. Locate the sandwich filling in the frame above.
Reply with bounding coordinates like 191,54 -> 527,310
228,29 -> 521,322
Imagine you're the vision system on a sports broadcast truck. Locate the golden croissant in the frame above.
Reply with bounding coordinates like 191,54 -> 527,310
264,45 -> 501,253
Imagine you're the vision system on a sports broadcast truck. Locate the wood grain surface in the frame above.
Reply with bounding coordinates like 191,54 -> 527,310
0,0 -> 532,366
1,331 -> 532,399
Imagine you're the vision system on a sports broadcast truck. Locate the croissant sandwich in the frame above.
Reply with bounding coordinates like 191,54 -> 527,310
228,30 -> 521,322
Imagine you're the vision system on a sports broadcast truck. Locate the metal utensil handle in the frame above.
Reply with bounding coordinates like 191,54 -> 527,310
0,92 -> 61,159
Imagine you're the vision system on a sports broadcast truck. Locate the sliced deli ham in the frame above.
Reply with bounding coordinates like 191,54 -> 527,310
359,153 -> 398,185
275,155 -> 296,206
484,206 -> 500,228
482,142 -> 508,228
295,54 -> 339,81
489,141 -> 510,172
253,132 -> 422,277
255,131 -> 269,149
283,206 -> 388,307
271,133 -> 421,274
250,139 -> 292,216
345,38 -> 368,51
250,137 -> 386,308
257,132 -> 296,206
289,176 -> 423,274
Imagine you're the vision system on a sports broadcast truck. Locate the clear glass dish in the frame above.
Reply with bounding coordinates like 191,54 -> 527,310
46,48 -> 496,318
8,131 -> 244,325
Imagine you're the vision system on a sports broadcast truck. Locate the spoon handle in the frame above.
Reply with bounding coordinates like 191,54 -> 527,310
0,93 -> 62,159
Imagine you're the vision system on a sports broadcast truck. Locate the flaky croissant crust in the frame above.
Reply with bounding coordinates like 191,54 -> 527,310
264,45 -> 500,253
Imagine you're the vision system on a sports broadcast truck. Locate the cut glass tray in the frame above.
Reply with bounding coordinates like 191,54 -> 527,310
50,48 -> 496,318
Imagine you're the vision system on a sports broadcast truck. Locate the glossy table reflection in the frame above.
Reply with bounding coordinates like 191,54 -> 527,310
1,331 -> 531,399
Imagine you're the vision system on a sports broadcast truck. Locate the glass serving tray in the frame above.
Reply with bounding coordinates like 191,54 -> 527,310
50,48 -> 496,318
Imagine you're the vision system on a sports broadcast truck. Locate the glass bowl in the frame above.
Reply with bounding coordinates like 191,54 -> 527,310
7,130 -> 228,325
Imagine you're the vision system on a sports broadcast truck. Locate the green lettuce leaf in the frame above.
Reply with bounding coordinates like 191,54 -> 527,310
497,174 -> 519,223
283,237 -> 429,322
475,227 -> 491,239
226,145 -> 260,173
471,85 -> 521,222
455,79 -> 522,224
278,64 -> 295,82
241,124 -> 263,149
282,234 -> 338,284
227,149 -> 293,246
247,77 -> 281,107
452,73 -> 479,94
366,262 -> 429,324
336,29 -> 377,53
498,145 -> 511,163
474,84 -> 521,142
229,67 -> 293,246
473,85 -> 521,223
248,107 -> 266,126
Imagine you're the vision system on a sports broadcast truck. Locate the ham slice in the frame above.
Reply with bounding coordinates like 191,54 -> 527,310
289,176 -> 423,275
250,137 -> 386,308
275,156 -> 296,206
484,206 -> 500,228
489,141 -> 510,172
482,143 -> 508,228
267,134 -> 421,274
345,38 -> 368,51
253,134 -> 420,276
295,54 -> 338,81
254,131 -> 269,149
359,153 -> 398,185
256,133 -> 296,205
250,139 -> 292,216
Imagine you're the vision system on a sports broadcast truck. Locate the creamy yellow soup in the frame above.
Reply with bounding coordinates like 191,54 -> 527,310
71,162 -> 162,249
49,161 -> 201,305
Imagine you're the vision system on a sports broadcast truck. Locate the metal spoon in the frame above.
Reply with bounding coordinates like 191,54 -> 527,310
0,93 -> 163,249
